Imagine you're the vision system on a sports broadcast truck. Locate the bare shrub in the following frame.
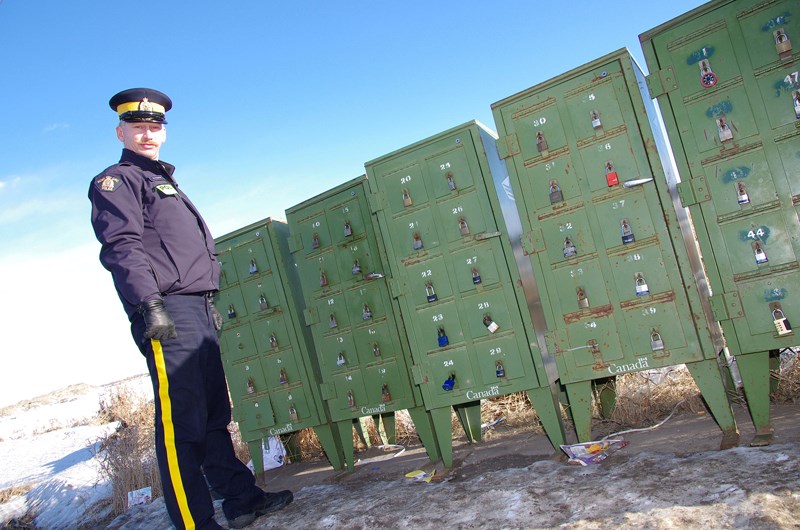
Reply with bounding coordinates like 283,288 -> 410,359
94,386 -> 161,516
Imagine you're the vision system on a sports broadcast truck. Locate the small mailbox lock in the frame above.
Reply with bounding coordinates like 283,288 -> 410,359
536,131 -> 549,155
425,281 -> 438,303
621,219 -> 635,245
472,267 -> 482,285
754,242 -> 768,264
717,116 -> 733,142
699,58 -> 717,88
650,330 -> 665,351
772,306 -> 793,336
483,314 -> 500,333
458,217 -> 470,236
736,182 -> 750,205
437,327 -> 449,347
634,273 -> 650,296
590,110 -> 602,129
402,188 -> 413,207
605,162 -> 619,187
412,232 -> 424,251
549,180 -> 564,204
446,172 -> 457,191
495,361 -> 505,378
563,237 -> 577,259
577,287 -> 589,309
442,374 -> 456,391
775,28 -> 792,57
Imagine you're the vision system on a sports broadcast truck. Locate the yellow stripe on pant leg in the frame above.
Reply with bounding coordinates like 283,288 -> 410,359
152,338 -> 195,530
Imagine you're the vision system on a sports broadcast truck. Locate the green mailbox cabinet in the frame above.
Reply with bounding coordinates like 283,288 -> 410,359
491,49 -> 739,445
215,219 -> 343,475
640,0 -> 800,444
365,122 -> 566,467
285,177 -> 440,470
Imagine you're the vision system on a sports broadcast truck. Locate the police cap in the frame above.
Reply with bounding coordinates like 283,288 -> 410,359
109,88 -> 172,124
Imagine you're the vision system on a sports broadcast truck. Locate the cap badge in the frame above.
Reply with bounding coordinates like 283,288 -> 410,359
139,98 -> 154,112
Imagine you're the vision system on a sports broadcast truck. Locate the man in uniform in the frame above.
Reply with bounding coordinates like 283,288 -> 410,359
88,88 -> 293,529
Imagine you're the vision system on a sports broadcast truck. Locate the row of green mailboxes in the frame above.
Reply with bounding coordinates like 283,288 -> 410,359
215,0 -> 800,474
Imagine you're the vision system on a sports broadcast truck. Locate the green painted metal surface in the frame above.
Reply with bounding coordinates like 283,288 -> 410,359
491,49 -> 738,444
285,177 -> 440,469
365,121 -> 566,466
215,219 -> 344,474
640,0 -> 799,443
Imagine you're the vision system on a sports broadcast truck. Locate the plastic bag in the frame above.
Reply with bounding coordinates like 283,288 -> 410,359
246,436 -> 287,473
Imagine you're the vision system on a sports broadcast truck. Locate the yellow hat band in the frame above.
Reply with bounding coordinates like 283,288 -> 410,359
116,100 -> 166,116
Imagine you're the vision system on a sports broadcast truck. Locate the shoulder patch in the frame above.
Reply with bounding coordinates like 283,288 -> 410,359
95,175 -> 121,192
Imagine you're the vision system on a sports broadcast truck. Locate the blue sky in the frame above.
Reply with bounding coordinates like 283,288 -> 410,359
0,0 -> 706,406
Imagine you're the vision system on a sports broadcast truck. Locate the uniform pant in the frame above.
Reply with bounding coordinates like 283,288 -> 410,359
132,293 -> 263,529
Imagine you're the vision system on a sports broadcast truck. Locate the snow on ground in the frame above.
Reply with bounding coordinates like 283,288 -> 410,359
1,375 -> 798,529
0,375 -> 151,529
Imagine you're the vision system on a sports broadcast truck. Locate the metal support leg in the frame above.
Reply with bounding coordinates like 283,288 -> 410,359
527,385 -> 567,450
429,406 -> 455,467
454,400 -> 482,443
593,376 -> 617,419
564,381 -> 593,442
312,424 -> 344,470
335,420 -> 356,471
407,406 -> 441,462
735,350 -> 773,446
373,411 -> 396,445
686,358 -> 740,449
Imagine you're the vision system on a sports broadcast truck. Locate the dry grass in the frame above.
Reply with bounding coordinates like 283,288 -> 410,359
771,349 -> 800,403
96,357 -> 800,509
0,484 -> 35,505
94,385 -> 161,516
593,368 -> 706,430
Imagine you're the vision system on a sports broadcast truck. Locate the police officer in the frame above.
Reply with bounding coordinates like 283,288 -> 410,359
89,88 -> 292,529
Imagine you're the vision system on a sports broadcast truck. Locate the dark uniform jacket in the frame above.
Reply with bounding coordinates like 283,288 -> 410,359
89,148 -> 219,320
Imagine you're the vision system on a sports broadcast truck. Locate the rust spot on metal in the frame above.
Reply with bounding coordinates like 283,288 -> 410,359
401,252 -> 430,266
563,304 -> 614,324
620,290 -> 675,310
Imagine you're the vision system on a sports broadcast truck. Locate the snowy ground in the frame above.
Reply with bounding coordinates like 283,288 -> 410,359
1,376 -> 798,529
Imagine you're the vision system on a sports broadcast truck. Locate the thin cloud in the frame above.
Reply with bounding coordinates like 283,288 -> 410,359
0,176 -> 21,190
43,122 -> 70,133
0,197 -> 71,225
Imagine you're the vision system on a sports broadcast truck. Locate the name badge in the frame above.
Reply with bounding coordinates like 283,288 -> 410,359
155,184 -> 178,196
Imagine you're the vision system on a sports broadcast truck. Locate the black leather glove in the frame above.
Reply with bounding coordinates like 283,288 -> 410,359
208,297 -> 223,331
138,299 -> 177,341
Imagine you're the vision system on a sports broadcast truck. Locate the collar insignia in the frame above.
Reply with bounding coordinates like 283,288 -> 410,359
155,184 -> 178,196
